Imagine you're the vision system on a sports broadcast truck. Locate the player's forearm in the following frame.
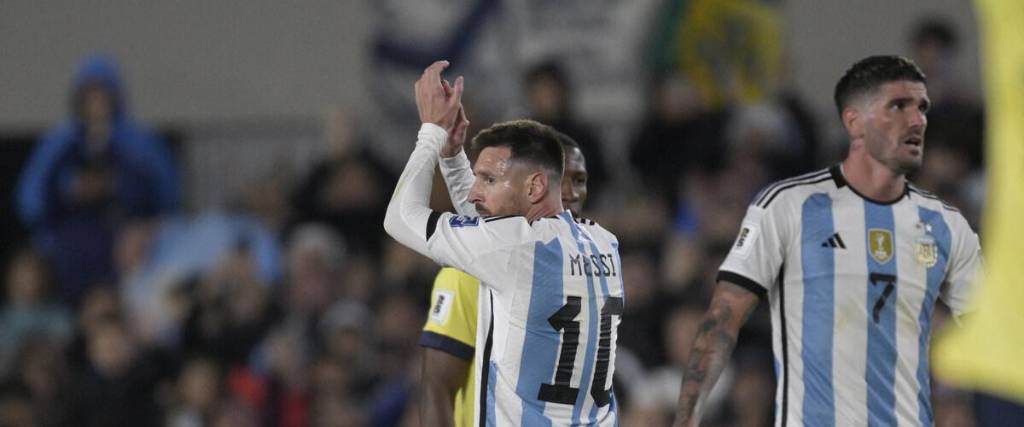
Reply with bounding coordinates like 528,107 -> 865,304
672,300 -> 741,427
384,123 -> 448,256
420,381 -> 457,427
439,151 -> 478,216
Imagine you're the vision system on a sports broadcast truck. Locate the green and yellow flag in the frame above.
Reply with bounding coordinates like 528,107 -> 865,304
933,0 -> 1024,403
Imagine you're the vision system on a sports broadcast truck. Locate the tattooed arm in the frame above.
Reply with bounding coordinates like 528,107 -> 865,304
672,280 -> 761,427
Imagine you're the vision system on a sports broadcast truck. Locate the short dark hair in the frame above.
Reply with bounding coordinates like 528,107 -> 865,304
471,119 -> 564,181
833,55 -> 927,117
551,128 -> 580,151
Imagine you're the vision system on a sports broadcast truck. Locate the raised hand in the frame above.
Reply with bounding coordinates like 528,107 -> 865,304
441,106 -> 470,158
414,60 -> 463,130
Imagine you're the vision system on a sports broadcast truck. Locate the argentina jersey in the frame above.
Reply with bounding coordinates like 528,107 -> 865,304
718,165 -> 982,427
426,210 -> 625,426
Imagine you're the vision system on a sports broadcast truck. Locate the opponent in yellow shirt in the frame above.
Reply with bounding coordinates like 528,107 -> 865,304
419,129 -> 590,426
934,0 -> 1024,407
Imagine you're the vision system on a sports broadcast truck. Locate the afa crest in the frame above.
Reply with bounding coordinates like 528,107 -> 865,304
914,222 -> 939,267
868,229 -> 894,264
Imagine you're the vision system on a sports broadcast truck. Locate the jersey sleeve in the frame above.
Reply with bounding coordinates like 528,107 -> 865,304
940,214 -> 984,318
420,268 -> 480,361
424,214 -> 529,292
439,151 -> 479,216
717,202 -> 788,298
383,124 -> 530,293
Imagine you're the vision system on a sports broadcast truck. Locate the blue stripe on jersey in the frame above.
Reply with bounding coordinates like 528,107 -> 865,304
800,193 -> 836,426
516,239 -> 564,427
588,238 -> 612,424
864,202 -> 898,427
562,215 -> 600,425
916,207 -> 951,426
488,361 -> 499,427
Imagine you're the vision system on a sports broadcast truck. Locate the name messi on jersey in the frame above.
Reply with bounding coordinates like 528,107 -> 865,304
569,253 -> 617,277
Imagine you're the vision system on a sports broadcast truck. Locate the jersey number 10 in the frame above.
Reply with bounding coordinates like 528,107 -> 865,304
538,296 -> 624,407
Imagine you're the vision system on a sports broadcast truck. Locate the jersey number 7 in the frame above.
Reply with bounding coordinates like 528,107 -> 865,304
537,296 -> 624,407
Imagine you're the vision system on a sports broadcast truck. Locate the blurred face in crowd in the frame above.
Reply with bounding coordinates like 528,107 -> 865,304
527,75 -> 565,119
80,83 -> 114,126
468,146 -> 529,217
848,80 -> 929,174
560,146 -> 588,215
5,252 -> 47,305
179,358 -> 220,411
88,321 -> 136,377
79,286 -> 119,336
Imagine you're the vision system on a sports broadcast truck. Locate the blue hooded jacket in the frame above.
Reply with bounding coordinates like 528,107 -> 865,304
16,54 -> 180,231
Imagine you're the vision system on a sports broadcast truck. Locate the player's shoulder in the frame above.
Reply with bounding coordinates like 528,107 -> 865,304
441,213 -> 533,242
571,213 -> 618,242
750,166 -> 837,210
906,183 -> 974,231
434,267 -> 482,288
907,183 -> 963,214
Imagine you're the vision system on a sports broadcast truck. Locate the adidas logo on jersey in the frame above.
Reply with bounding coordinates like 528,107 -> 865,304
821,232 -> 847,249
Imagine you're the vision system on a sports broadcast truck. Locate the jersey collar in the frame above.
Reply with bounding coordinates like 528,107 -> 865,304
830,164 -> 909,205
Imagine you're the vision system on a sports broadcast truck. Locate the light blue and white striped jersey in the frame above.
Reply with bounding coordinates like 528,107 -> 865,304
719,165 -> 982,427
426,210 -> 625,426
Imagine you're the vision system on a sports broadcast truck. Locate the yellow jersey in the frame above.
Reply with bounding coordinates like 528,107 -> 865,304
420,267 -> 480,427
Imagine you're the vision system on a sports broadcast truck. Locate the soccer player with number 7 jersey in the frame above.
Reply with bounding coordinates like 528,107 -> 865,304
385,60 -> 624,426
673,56 -> 984,427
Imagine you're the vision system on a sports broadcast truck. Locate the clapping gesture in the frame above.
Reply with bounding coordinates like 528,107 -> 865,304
414,61 -> 470,157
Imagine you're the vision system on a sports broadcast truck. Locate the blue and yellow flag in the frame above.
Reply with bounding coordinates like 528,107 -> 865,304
655,0 -> 783,108
932,0 -> 1024,403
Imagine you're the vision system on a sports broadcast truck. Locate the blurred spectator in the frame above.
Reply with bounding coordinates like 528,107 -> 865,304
256,324 -> 312,427
15,54 -> 179,305
367,292 -> 422,427
908,17 -> 985,169
723,102 -> 806,183
290,108 -> 397,258
319,301 -> 376,395
617,248 -> 669,367
284,224 -> 345,318
66,285 -> 121,371
908,17 -> 986,227
632,302 -> 734,423
524,61 -> 611,201
629,72 -> 727,206
66,317 -> 167,427
119,211 -> 282,348
179,242 -> 280,368
5,337 -> 72,427
166,357 -> 222,427
0,383 -> 33,427
0,248 -> 72,375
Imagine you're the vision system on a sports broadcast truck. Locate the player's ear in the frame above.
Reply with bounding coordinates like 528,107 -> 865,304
843,106 -> 862,140
526,171 -> 548,204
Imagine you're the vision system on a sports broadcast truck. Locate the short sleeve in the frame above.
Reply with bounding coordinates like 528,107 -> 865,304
425,213 -> 529,291
717,203 -> 788,299
941,215 -> 984,318
420,268 -> 480,361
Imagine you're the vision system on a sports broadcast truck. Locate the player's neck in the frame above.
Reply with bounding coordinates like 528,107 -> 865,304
525,197 -> 564,223
840,155 -> 907,203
